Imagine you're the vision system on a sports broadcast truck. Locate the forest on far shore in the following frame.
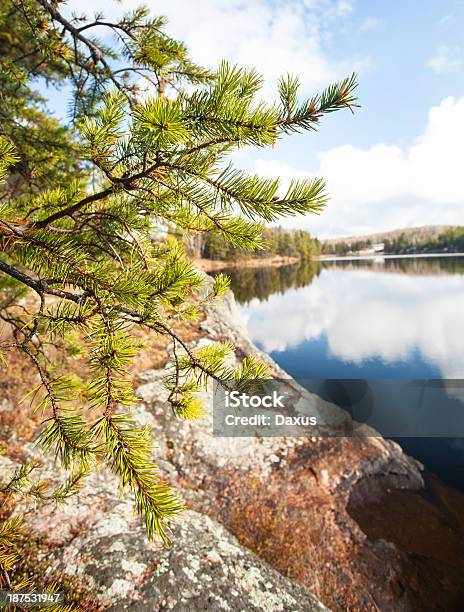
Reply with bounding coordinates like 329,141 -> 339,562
191,225 -> 464,261
383,226 -> 464,254
321,226 -> 464,256
199,226 -> 321,261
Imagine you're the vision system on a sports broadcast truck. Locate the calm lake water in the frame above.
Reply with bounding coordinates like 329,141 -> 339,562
213,256 -> 464,490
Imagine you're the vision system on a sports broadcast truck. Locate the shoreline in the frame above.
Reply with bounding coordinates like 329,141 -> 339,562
197,252 -> 464,271
317,251 -> 464,262
196,255 -> 301,271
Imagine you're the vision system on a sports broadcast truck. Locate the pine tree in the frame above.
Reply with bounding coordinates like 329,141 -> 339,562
0,0 -> 358,571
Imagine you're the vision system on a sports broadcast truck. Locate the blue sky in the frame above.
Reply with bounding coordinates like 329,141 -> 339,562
44,0 -> 464,237
311,0 -> 464,149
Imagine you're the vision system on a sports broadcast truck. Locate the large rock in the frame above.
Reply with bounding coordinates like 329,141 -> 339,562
45,501 -> 326,612
2,453 -> 326,611
128,291 -> 464,611
3,287 -> 464,610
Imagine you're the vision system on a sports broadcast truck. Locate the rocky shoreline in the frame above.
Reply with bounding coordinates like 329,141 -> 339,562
2,288 -> 464,610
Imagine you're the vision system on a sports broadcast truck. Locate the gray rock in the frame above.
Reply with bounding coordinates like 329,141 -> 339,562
45,501 -> 326,612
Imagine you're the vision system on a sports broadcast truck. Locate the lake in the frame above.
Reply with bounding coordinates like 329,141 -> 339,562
212,255 -> 464,490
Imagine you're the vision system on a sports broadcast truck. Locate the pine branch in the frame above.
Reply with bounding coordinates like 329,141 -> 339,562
94,414 -> 184,545
0,2 -> 358,550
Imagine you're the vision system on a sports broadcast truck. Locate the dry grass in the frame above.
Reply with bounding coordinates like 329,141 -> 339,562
207,470 -> 382,612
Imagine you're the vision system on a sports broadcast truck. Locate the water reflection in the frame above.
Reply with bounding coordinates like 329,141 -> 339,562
221,261 -> 322,304
214,256 -> 464,489
322,255 -> 464,276
217,256 -> 464,381
221,256 -> 464,307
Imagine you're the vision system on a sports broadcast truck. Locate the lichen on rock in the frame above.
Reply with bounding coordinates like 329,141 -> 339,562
44,504 -> 326,611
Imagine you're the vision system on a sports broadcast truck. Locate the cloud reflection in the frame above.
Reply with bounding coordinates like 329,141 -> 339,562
241,265 -> 464,379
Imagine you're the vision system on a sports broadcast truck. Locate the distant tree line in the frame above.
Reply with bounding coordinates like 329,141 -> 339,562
202,226 -> 321,261
384,227 -> 464,254
320,239 -> 373,255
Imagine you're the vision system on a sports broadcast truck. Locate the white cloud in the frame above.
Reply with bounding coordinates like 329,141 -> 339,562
428,46 -> 464,74
439,14 -> 453,26
321,0 -> 353,20
66,0 -> 362,98
253,96 -> 464,237
359,16 -> 382,32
